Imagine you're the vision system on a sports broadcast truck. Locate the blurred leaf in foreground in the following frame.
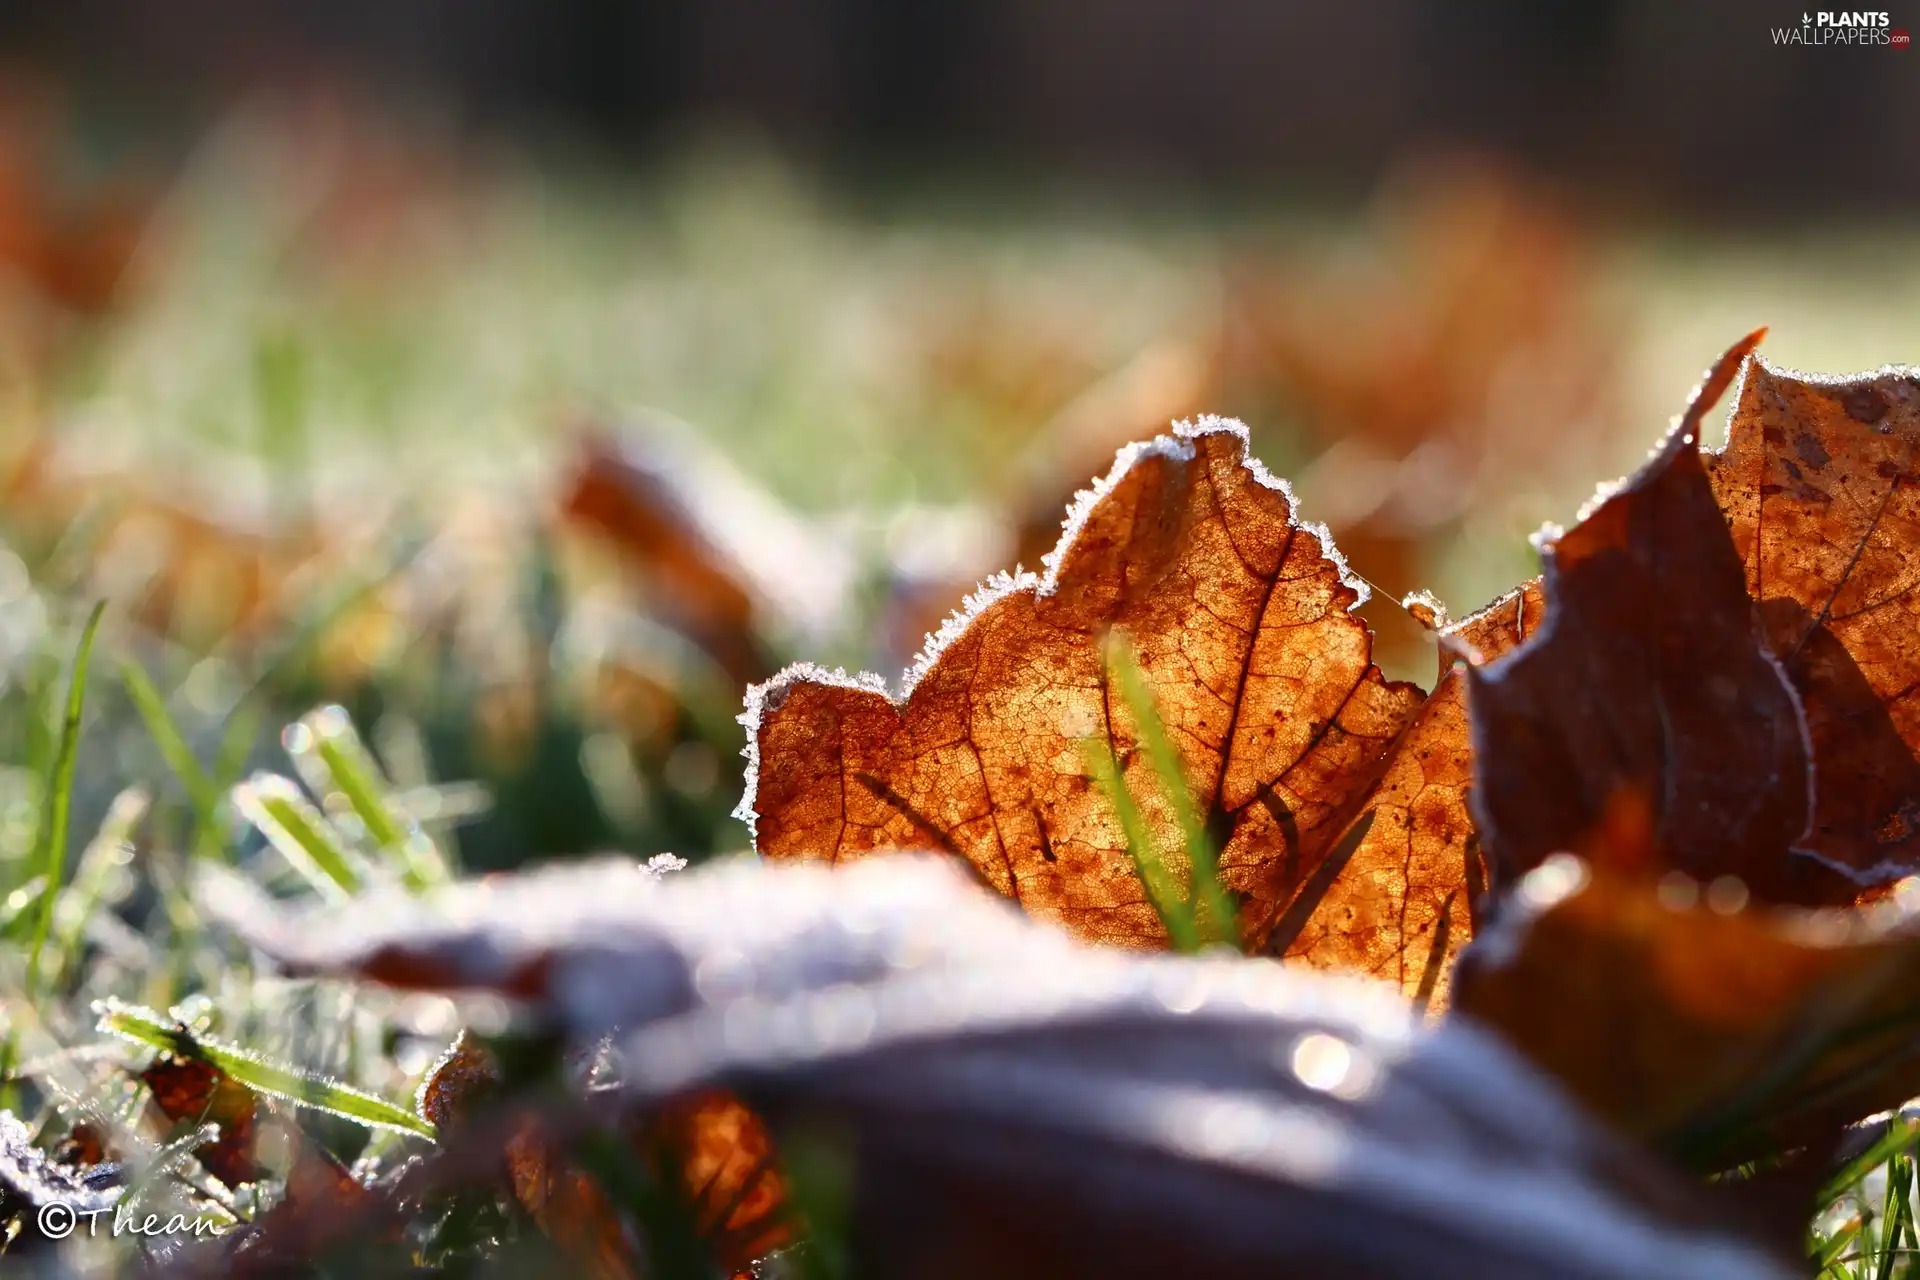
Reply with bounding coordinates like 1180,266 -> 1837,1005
199,854 -> 1792,1278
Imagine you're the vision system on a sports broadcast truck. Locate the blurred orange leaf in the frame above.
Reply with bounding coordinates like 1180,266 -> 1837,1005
1456,856 -> 1920,1167
418,1029 -> 788,1278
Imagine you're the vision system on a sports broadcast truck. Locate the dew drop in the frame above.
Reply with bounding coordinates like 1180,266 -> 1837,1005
1656,871 -> 1699,911
1705,875 -> 1749,915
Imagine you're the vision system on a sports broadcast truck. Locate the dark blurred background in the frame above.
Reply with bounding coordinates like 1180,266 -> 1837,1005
2,0 -> 1911,217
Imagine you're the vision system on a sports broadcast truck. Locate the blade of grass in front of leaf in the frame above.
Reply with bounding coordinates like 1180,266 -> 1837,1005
96,1000 -> 435,1139
121,660 -> 224,860
26,600 -> 106,994
231,772 -> 363,900
781,1126 -> 853,1280
1901,1152 -> 1919,1256
1080,737 -> 1198,952
1104,633 -> 1235,950
1666,961 -> 1919,1164
575,1126 -> 712,1280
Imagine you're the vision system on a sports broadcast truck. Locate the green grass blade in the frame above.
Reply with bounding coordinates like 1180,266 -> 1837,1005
1822,1119 -> 1920,1207
291,706 -> 448,889
1816,1212 -> 1865,1272
46,787 -> 149,989
1104,633 -> 1235,949
97,1000 -> 435,1140
121,660 -> 224,860
1080,737 -> 1198,952
231,772 -> 364,900
1873,1153 -> 1910,1280
26,600 -> 107,994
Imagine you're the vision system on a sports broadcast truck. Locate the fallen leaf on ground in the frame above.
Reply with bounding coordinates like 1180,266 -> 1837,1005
645,1090 -> 791,1268
200,853 -> 1793,1279
1463,330 -> 1846,903
1705,354 -> 1920,885
1468,332 -> 1920,906
559,415 -> 857,685
0,1109 -> 120,1247
739,415 -> 1542,1004
739,418 -> 1429,958
219,1139 -> 377,1276
504,1122 -> 641,1280
142,1053 -> 266,1189
417,1032 -> 788,1278
1272,580 -> 1540,1005
1455,855 -> 1920,1168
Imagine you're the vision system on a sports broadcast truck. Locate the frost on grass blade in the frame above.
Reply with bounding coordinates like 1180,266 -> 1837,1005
232,772 -> 368,901
97,999 -> 436,1141
0,1109 -> 120,1215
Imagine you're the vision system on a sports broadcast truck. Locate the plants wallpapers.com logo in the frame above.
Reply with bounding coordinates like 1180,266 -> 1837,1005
1773,11 -> 1911,44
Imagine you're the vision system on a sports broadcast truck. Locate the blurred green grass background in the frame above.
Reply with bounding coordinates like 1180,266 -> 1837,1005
4,102 -> 1920,884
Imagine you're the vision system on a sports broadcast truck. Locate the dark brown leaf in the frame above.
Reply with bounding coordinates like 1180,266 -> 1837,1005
0,1109 -> 119,1215
1463,331 -> 1857,904
414,1027 -> 645,1280
220,1138 -> 378,1276
505,1123 -> 642,1280
416,1031 -> 500,1132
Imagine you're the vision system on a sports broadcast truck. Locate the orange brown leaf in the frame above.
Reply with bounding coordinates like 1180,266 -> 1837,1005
505,1124 -> 642,1280
1704,355 -> 1920,887
1272,582 -> 1540,1005
740,419 -> 1429,954
416,1029 -> 788,1276
1455,856 -> 1920,1167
